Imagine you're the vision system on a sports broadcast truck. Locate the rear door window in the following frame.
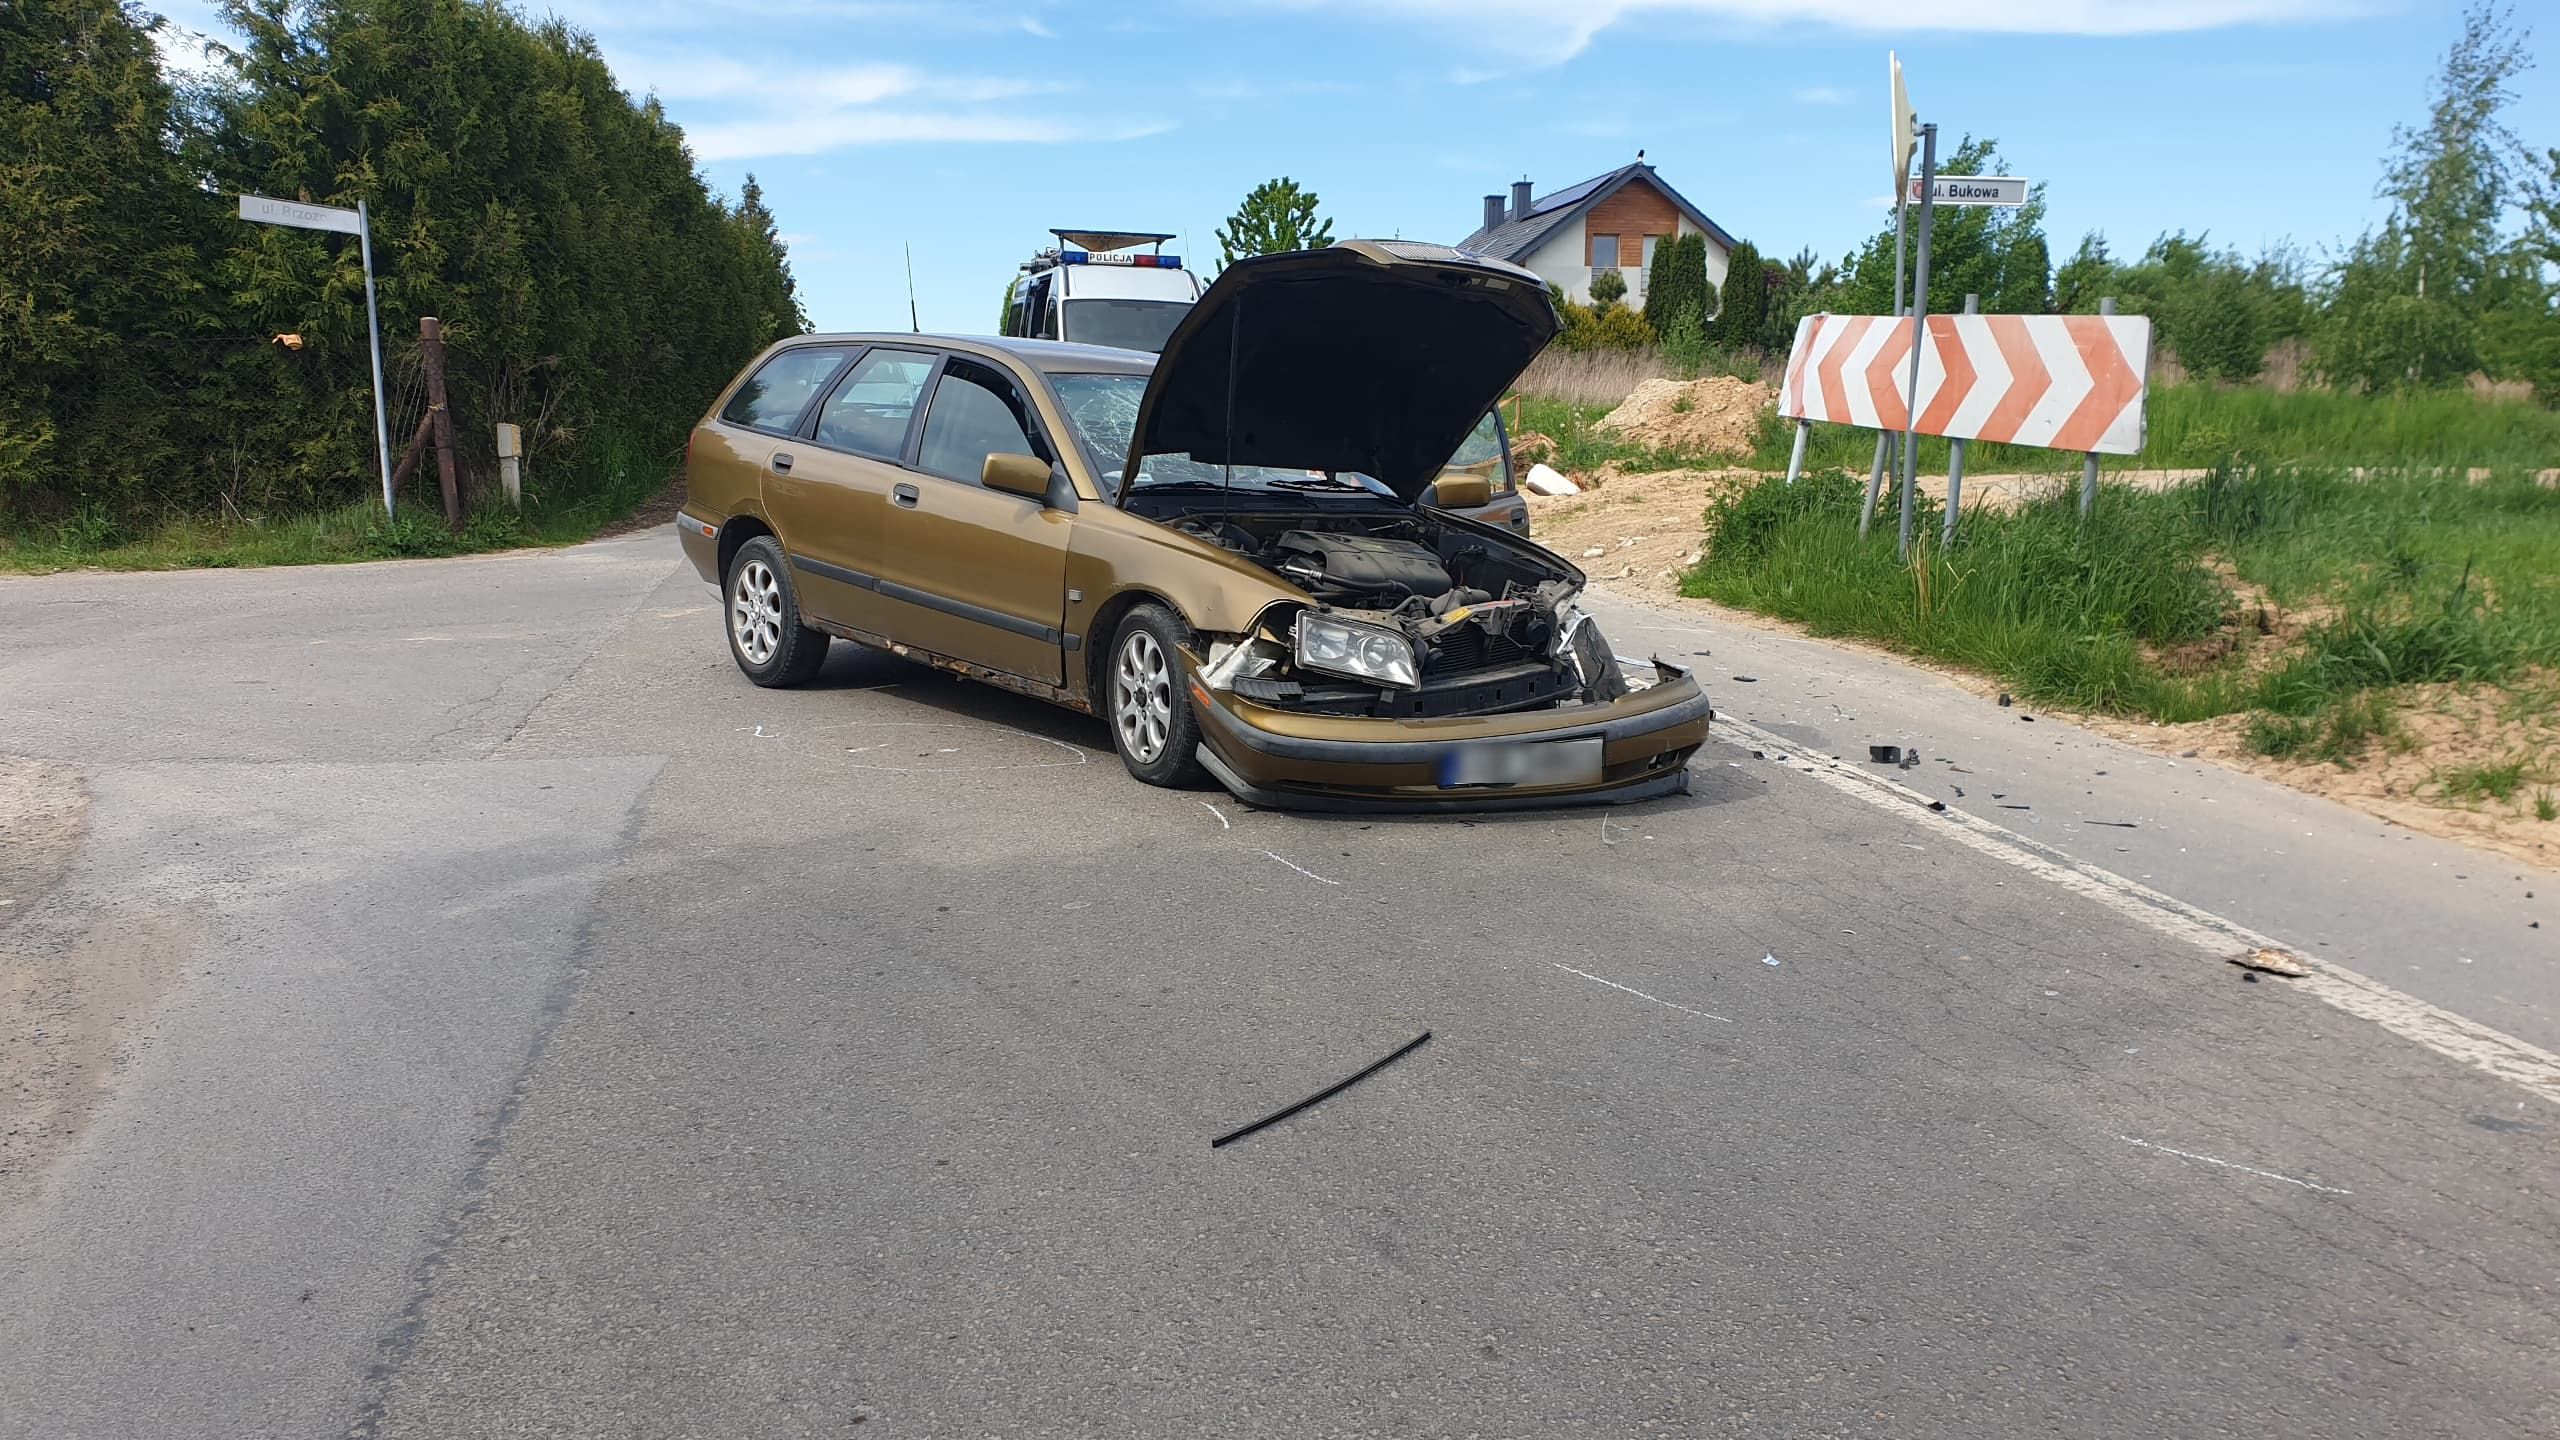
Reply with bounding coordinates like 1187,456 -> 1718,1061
719,347 -> 848,433
812,349 -> 936,458
916,362 -> 1044,486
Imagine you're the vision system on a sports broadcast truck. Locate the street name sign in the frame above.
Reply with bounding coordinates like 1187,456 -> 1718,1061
238,194 -> 366,235
1904,175 -> 2029,207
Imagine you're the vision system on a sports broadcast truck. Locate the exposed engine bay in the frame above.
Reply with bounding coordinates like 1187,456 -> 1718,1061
1162,508 -> 1650,720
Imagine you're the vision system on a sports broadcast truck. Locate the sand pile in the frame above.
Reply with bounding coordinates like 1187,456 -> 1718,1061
1594,376 -> 1777,458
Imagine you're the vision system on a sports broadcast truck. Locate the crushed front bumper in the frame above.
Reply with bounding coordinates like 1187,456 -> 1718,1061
1187,657 -> 1712,812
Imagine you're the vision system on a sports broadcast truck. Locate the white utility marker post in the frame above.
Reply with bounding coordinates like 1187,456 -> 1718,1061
238,194 -> 396,519
495,422 -> 524,511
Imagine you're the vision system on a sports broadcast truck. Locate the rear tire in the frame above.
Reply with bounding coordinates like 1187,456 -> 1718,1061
725,535 -> 829,687
1107,603 -> 1206,787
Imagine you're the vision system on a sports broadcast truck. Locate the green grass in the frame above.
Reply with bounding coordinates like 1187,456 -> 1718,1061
2435,757 -> 2537,806
2535,789 -> 2558,822
1678,465 -> 2560,743
0,426 -> 674,575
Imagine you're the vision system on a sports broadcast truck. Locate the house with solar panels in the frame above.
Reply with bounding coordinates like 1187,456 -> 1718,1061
1453,160 -> 1735,309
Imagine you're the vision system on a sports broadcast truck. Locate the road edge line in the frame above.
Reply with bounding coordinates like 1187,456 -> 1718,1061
1709,715 -> 2560,1108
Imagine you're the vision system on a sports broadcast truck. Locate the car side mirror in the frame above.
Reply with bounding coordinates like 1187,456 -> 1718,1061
1432,474 -> 1492,509
982,452 -> 1053,500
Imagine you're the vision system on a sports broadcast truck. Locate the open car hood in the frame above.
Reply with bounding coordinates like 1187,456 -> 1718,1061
1119,241 -> 1559,504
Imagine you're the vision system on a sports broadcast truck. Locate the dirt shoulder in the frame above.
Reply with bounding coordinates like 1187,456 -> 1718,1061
0,757 -> 201,1207
1532,473 -> 2560,876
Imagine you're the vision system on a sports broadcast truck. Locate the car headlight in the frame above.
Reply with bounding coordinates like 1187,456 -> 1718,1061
1296,613 -> 1420,690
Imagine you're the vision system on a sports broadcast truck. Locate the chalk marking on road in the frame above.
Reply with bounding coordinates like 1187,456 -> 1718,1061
1201,800 -> 1231,830
1552,963 -> 1733,1024
785,720 -> 1092,772
1259,850 -> 1340,886
1710,715 -> 2560,1108
2118,1135 -> 2352,1195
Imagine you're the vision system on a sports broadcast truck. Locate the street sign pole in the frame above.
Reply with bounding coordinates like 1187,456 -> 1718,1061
1897,122 -> 1938,560
1945,292 -> 1977,547
2082,296 -> 2115,520
357,201 -> 394,520
237,194 -> 395,519
1868,51 -> 1916,540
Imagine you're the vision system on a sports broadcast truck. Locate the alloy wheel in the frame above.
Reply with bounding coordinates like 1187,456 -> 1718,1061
731,558 -> 783,666
1113,628 -> 1173,763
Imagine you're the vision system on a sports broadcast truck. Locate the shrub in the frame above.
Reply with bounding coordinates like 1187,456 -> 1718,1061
1589,267 -> 1629,308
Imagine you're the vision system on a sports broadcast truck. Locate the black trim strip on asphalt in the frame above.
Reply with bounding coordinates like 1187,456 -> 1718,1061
1210,1030 -> 1432,1149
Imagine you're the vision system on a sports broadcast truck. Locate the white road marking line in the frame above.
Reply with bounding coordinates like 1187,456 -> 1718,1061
1258,850 -> 1340,886
2118,1136 -> 2352,1196
1201,801 -> 1231,830
1711,715 -> 2560,1108
1552,963 -> 1733,1024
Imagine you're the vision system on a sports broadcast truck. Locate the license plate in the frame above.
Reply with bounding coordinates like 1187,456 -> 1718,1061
1434,736 -> 1603,789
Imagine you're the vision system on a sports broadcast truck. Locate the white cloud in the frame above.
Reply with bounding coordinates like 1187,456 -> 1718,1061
1794,85 -> 1849,104
1264,0 -> 2344,61
690,110 -> 1169,160
148,17 -> 232,79
603,52 -> 1148,162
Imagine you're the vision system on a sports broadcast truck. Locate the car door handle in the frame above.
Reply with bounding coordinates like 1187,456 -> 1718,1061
893,483 -> 919,508
771,452 -> 794,474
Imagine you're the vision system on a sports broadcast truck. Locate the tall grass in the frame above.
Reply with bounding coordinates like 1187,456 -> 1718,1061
1680,465 -> 2560,731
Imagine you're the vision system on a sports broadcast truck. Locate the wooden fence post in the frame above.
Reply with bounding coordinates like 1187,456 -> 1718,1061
420,316 -> 462,529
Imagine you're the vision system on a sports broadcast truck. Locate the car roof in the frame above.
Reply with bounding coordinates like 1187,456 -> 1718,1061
788,333 -> 1155,377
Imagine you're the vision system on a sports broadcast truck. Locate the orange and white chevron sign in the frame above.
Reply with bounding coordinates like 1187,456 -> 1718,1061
1777,312 -> 2156,455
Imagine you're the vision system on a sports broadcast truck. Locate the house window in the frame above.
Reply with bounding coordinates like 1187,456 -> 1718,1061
1642,234 -> 1661,271
1591,233 -> 1620,270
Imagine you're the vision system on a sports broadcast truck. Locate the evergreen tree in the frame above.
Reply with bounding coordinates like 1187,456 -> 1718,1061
1214,176 -> 1333,267
0,0 -> 216,512
1710,240 -> 1765,348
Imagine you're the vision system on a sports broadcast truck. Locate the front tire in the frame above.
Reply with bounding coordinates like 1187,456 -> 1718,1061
725,535 -> 829,687
1108,603 -> 1205,787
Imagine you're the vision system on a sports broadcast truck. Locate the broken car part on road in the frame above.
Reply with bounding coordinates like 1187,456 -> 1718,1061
1210,1030 -> 1433,1149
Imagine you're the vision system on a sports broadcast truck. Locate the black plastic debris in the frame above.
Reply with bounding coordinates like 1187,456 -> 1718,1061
1869,745 -> 1903,764
1998,693 -> 2013,707
1900,751 -> 1921,770
1212,1031 -> 1432,1149
1927,800 -> 1947,812
1999,803 -> 2031,810
1732,675 -> 1760,683
2087,820 -> 2137,828
2020,714 -> 2036,723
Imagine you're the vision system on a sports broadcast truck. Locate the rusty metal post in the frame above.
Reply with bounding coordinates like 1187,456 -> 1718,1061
420,316 -> 461,528
2080,297 -> 2114,521
1943,293 -> 1977,546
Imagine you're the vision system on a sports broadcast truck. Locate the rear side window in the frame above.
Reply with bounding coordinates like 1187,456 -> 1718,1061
916,364 -> 1041,485
719,347 -> 846,432
814,350 -> 936,458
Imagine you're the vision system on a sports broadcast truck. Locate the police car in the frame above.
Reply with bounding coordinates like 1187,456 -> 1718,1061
1001,229 -> 1207,354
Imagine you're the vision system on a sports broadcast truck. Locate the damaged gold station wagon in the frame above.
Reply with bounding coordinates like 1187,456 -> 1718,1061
676,240 -> 1711,809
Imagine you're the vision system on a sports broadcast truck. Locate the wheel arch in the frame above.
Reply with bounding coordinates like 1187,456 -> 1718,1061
1083,587 -> 1189,711
717,514 -> 776,583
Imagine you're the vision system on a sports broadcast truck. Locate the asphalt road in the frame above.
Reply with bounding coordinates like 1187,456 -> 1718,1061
2,531 -> 2554,1439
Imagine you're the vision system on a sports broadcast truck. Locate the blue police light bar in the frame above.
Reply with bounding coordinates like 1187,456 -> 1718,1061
1060,251 -> 1183,269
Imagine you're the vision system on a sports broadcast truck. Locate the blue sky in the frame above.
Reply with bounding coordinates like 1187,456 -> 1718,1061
153,1 -> 2554,334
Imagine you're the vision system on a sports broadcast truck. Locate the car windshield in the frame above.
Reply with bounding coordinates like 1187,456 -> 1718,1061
1060,299 -> 1191,354
1050,372 -> 1392,500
